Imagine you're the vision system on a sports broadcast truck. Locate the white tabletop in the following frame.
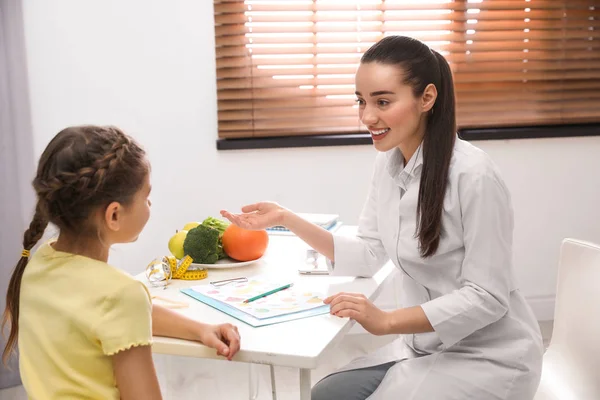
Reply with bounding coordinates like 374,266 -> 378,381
137,226 -> 395,370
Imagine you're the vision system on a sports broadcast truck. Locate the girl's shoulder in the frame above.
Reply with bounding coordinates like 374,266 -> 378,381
27,242 -> 147,298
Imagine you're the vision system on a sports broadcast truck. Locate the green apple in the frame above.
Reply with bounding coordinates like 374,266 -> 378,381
168,230 -> 188,259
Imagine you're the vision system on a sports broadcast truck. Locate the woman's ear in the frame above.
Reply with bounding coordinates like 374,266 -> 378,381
104,201 -> 122,232
421,83 -> 438,113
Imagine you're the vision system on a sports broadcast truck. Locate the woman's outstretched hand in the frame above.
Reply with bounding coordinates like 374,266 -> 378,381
220,202 -> 287,230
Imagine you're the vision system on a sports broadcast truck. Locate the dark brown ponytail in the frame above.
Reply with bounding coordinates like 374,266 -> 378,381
416,50 -> 456,257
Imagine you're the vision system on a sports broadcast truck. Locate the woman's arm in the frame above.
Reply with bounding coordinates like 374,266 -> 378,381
386,306 -> 433,334
222,155 -> 390,278
113,345 -> 162,400
326,292 -> 433,335
152,304 -> 240,360
419,168 -> 514,348
280,210 -> 335,261
221,203 -> 335,260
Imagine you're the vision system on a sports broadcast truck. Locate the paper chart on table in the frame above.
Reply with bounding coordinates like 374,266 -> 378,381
188,277 -> 327,319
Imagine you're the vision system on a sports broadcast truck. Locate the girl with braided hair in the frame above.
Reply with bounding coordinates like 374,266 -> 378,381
2,125 -> 240,399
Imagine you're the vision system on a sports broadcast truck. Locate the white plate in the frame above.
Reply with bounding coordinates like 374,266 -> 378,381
189,256 -> 263,269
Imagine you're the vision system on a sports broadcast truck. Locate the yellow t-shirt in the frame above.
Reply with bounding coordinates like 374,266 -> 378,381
18,242 -> 153,399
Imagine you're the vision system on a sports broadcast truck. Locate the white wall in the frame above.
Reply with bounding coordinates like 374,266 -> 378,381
19,0 -> 600,320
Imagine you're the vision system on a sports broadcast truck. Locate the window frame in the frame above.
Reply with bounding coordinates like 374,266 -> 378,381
214,0 -> 600,150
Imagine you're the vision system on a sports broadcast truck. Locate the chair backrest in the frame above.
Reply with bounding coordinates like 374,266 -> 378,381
550,238 -> 600,370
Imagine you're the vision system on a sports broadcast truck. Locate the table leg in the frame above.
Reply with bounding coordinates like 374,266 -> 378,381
248,363 -> 259,400
270,365 -> 277,400
299,368 -> 311,400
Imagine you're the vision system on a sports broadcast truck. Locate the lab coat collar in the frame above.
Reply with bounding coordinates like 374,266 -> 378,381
386,143 -> 424,189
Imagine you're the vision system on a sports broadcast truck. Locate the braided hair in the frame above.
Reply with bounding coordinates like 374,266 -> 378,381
2,125 -> 148,364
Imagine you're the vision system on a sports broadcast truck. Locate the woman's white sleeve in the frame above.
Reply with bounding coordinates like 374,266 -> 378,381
327,156 -> 390,277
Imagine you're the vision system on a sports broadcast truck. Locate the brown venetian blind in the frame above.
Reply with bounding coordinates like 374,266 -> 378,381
214,0 -> 600,139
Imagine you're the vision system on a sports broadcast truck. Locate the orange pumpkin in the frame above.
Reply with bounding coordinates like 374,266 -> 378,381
222,225 -> 269,261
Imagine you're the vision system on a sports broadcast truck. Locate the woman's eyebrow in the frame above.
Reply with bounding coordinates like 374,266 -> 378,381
355,90 -> 396,96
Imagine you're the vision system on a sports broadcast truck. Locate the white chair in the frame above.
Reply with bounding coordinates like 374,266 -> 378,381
534,239 -> 600,400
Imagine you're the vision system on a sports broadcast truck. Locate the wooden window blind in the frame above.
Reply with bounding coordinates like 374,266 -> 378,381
214,0 -> 600,139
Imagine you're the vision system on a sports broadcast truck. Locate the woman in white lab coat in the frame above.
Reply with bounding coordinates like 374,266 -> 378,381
221,36 -> 543,400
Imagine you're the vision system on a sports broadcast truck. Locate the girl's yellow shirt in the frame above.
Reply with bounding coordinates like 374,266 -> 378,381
18,242 -> 153,399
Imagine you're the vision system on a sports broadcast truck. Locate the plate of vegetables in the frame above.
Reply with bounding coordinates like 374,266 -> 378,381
168,217 -> 269,269
189,256 -> 264,269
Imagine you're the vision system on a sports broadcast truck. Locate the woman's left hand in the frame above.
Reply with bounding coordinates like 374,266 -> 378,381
198,323 -> 241,361
325,292 -> 391,336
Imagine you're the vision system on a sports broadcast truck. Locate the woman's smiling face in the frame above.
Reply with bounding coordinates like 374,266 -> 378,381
355,62 -> 430,154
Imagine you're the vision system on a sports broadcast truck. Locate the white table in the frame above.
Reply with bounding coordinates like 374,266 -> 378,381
137,226 -> 396,400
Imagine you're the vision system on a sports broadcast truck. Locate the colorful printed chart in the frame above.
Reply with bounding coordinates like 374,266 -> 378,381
181,277 -> 330,327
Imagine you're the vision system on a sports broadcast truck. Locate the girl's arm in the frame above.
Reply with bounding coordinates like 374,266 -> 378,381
152,304 -> 241,360
113,345 -> 162,400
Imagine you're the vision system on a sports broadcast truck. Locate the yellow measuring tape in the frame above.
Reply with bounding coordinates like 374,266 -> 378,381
166,255 -> 208,281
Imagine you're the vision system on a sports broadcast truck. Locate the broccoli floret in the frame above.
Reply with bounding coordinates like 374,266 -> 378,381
202,217 -> 230,259
183,225 -> 220,264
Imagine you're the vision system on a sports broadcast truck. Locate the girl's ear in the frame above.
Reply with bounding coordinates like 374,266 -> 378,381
421,83 -> 438,113
104,201 -> 122,232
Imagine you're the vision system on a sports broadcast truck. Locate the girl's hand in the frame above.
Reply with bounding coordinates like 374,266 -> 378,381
325,292 -> 392,336
220,202 -> 287,230
198,323 -> 241,361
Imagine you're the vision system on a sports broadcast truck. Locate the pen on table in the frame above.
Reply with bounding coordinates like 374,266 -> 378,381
243,283 -> 294,304
210,276 -> 248,287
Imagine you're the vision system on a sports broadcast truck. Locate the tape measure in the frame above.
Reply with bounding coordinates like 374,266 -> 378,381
166,255 -> 208,281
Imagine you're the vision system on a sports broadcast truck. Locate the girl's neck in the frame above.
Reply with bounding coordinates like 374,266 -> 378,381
52,233 -> 110,262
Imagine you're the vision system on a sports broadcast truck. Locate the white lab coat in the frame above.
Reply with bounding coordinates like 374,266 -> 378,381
328,138 -> 544,400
